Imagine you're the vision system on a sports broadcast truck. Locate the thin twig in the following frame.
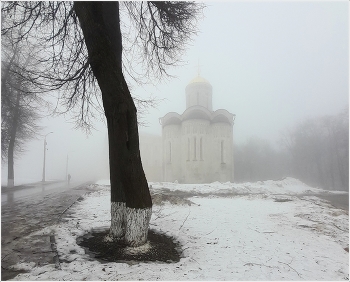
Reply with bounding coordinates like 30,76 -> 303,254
204,228 -> 216,236
1,250 -> 17,261
244,262 -> 275,269
191,258 -> 202,269
278,261 -> 301,277
332,223 -> 348,232
248,227 -> 275,234
179,209 -> 191,230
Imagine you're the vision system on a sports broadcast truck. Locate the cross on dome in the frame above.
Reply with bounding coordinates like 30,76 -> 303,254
197,59 -> 202,76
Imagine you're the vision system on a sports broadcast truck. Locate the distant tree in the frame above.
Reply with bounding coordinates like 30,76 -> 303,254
234,137 -> 287,182
330,109 -> 349,189
1,1 -> 203,246
1,30 -> 43,188
280,109 -> 349,191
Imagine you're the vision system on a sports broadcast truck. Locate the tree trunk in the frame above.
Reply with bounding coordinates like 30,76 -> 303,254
7,136 -> 15,188
7,92 -> 20,188
74,1 -> 152,247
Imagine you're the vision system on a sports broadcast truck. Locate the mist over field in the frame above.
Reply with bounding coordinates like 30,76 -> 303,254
2,1 -> 348,190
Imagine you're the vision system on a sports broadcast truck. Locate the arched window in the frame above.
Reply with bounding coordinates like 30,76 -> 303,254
193,137 -> 197,160
200,137 -> 203,160
168,141 -> 172,163
221,140 -> 225,163
187,138 -> 190,161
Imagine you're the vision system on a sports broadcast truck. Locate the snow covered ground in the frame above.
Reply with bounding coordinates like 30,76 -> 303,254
10,178 -> 349,280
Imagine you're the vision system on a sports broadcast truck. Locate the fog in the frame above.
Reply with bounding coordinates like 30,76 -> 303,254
1,115 -> 109,185
2,1 -> 348,186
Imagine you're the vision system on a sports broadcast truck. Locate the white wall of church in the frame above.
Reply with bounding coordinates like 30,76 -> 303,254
210,122 -> 234,182
162,124 -> 181,182
139,133 -> 162,182
181,119 -> 211,183
162,119 -> 234,183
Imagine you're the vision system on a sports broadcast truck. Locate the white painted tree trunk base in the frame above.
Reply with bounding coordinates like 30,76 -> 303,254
110,202 -> 126,238
125,207 -> 152,247
110,202 -> 152,247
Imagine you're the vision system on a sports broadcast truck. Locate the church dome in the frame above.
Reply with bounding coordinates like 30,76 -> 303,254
188,75 -> 211,85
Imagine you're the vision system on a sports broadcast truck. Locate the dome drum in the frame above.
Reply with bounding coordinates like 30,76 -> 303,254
185,76 -> 213,111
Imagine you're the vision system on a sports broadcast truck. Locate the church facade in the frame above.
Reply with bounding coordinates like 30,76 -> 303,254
160,75 -> 235,183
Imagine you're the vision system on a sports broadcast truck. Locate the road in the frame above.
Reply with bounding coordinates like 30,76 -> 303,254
1,180 -> 98,280
1,180 -> 87,204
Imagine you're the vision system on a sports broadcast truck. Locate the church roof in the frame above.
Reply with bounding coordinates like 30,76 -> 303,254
160,106 -> 235,127
188,75 -> 211,85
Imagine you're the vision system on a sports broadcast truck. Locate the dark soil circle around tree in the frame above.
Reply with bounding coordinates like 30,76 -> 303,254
76,229 -> 182,264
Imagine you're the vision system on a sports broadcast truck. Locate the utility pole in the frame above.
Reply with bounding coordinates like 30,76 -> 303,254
65,154 -> 68,181
42,132 -> 53,182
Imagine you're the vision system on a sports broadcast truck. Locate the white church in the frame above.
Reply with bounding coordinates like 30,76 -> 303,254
140,75 -> 235,183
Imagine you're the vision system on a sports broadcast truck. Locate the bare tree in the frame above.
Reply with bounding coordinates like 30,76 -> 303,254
280,109 -> 349,191
1,29 -> 44,187
235,109 -> 348,191
1,1 -> 203,246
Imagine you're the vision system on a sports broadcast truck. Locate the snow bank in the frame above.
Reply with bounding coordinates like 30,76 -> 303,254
150,177 -> 342,195
95,179 -> 111,186
96,177 -> 347,195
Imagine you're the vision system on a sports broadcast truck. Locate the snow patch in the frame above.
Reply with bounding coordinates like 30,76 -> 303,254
12,179 -> 349,281
149,177 -> 347,195
95,179 -> 110,185
10,262 -> 36,271
30,226 -> 55,236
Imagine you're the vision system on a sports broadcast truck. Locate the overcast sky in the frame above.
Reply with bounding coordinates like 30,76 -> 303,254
2,1 -> 348,185
136,1 -> 348,142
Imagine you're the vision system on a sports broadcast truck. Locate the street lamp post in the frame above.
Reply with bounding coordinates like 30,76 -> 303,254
42,132 -> 53,182
66,154 -> 68,181
65,151 -> 75,181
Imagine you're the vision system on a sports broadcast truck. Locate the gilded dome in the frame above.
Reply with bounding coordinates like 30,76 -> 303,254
188,75 -> 211,85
